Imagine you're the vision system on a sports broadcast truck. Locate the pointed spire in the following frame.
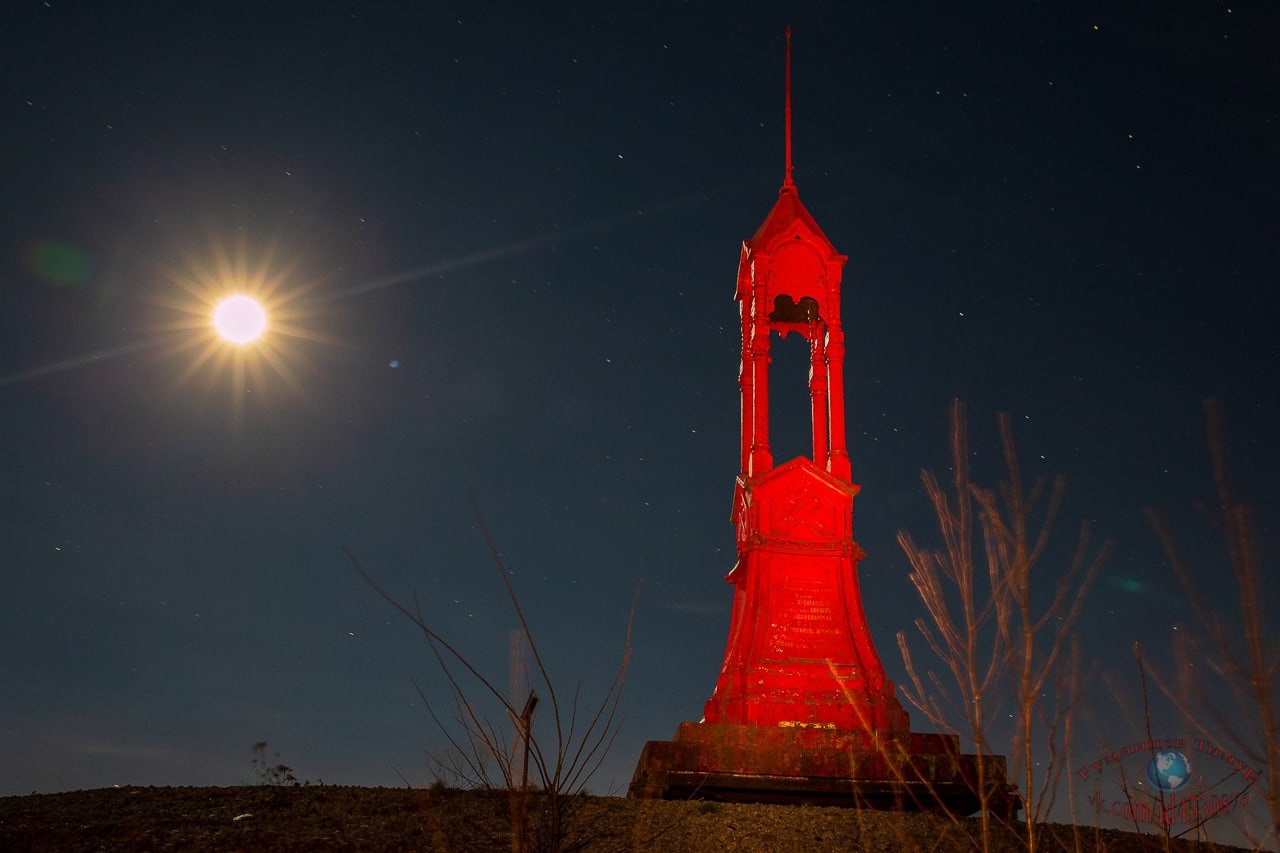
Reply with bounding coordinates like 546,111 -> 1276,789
745,26 -> 838,252
783,27 -> 795,192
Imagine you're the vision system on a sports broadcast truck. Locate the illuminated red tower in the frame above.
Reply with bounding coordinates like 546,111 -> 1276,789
631,31 -> 1015,812
702,28 -> 908,733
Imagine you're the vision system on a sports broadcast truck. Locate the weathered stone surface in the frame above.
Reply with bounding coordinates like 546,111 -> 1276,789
631,723 -> 1018,815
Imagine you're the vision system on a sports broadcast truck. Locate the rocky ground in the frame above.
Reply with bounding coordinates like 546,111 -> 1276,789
0,785 -> 1253,852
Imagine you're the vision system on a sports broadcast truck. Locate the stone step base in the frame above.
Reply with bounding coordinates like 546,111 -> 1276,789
629,722 -> 1019,818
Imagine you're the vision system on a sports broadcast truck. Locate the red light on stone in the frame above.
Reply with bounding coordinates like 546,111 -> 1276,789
630,30 -> 1016,815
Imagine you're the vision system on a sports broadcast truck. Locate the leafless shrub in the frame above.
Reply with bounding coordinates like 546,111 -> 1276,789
349,514 -> 637,853
1144,399 -> 1279,850
250,741 -> 300,787
896,400 -> 1110,852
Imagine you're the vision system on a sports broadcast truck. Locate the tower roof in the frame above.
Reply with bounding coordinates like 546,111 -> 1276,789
748,184 -> 836,252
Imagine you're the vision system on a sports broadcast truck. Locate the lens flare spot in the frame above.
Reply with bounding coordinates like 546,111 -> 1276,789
31,240 -> 91,286
1114,575 -> 1145,594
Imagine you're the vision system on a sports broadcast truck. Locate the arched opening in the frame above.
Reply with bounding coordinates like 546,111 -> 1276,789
768,329 -> 814,465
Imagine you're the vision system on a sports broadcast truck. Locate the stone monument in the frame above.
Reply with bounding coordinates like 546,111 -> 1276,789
629,31 -> 1017,814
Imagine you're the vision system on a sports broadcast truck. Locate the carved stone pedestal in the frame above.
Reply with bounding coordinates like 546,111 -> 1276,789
630,723 -> 1018,816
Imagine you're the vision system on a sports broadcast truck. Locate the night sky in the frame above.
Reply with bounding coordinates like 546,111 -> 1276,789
3,0 -> 1276,820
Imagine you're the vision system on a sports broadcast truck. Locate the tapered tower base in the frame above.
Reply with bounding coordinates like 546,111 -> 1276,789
629,722 -> 1018,817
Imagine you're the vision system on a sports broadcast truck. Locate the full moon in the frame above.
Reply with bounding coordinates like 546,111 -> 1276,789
213,295 -> 268,344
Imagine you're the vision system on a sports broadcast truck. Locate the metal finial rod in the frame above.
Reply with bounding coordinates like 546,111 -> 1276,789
784,27 -> 794,190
